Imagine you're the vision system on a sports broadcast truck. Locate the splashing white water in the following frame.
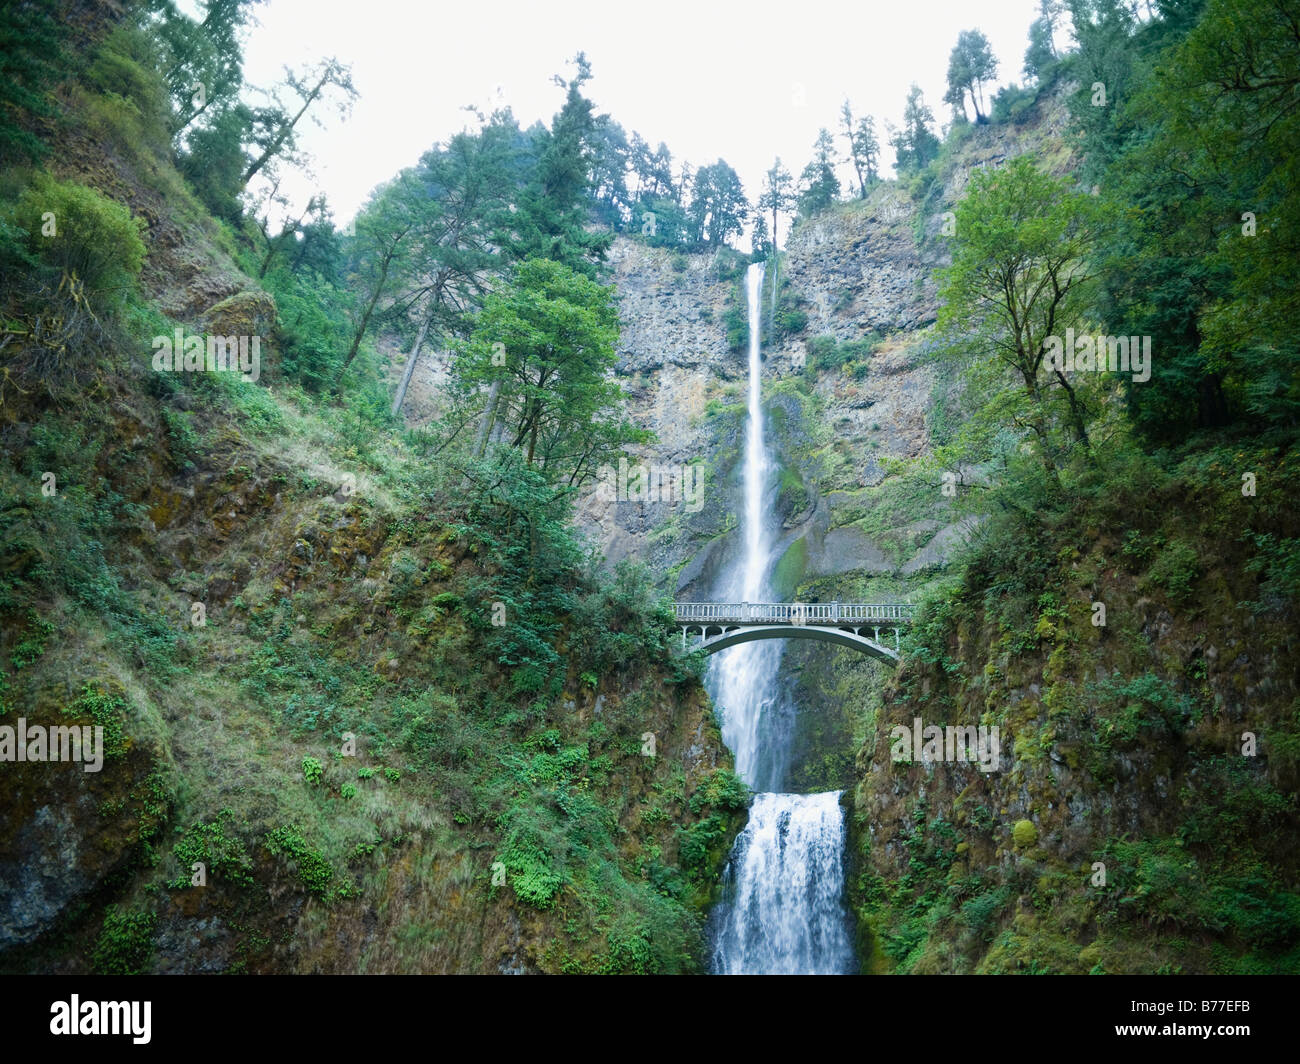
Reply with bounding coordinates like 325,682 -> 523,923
710,792 -> 853,975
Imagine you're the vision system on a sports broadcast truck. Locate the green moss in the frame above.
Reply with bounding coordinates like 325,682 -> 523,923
771,537 -> 809,600
1012,819 -> 1037,848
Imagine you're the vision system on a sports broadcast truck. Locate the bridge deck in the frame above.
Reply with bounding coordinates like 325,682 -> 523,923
674,602 -> 914,626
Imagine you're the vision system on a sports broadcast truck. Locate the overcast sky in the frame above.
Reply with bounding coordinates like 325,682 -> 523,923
232,0 -> 1051,228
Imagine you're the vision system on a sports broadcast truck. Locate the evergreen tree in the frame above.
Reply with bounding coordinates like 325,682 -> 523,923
1024,15 -> 1058,83
944,28 -> 999,122
689,160 -> 748,247
890,85 -> 941,172
840,101 -> 880,198
797,129 -> 841,217
758,157 -> 795,248
503,54 -> 612,274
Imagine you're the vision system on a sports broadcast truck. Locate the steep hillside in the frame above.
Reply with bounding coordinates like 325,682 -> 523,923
0,6 -> 744,975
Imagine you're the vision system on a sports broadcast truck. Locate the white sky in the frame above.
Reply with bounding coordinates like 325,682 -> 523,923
233,0 -> 1049,229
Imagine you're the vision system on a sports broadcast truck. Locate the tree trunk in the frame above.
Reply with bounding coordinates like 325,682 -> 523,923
1053,369 -> 1091,452
391,312 -> 433,417
472,379 -> 502,458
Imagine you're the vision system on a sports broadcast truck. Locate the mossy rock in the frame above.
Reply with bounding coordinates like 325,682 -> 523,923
1012,819 -> 1037,848
201,289 -> 277,338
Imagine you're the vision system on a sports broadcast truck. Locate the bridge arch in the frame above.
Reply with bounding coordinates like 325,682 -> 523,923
674,602 -> 913,665
684,623 -> 900,663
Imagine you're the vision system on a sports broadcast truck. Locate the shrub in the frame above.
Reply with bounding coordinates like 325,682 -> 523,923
167,809 -> 254,889
302,756 -> 323,784
64,685 -> 129,760
84,27 -> 169,154
1144,540 -> 1200,604
14,176 -> 145,301
774,307 -> 808,338
263,826 -> 334,897
91,907 -> 155,974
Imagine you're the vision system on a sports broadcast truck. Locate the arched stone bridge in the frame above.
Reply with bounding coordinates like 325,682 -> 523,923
674,602 -> 915,663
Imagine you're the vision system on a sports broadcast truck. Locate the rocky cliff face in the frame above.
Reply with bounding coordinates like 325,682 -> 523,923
852,466 -> 1300,973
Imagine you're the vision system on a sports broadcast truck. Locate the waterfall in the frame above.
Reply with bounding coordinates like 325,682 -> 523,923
708,262 -> 789,790
707,262 -> 854,975
710,793 -> 853,975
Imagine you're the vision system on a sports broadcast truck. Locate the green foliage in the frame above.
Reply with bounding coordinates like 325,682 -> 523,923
1142,539 -> 1200,604
167,808 -> 254,889
688,769 -> 750,813
805,333 -> 879,378
1075,0 -> 1300,436
91,907 -> 156,975
990,82 -> 1038,125
796,129 -> 840,217
500,55 -> 612,275
723,299 -> 747,353
773,307 -> 807,339
9,609 -> 53,670
962,886 -> 1011,940
944,28 -> 999,122
64,686 -> 129,761
84,26 -> 171,158
891,84 -> 941,173
688,159 -> 748,247
451,257 -> 648,485
0,0 -> 69,163
13,177 -> 146,305
263,826 -> 334,898
302,756 -> 323,784
937,155 -> 1108,478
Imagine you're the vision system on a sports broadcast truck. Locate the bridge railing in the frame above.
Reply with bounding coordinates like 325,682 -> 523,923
673,602 -> 914,625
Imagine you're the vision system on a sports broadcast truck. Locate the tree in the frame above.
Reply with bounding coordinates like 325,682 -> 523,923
689,160 -> 748,247
587,114 -> 632,229
937,157 -> 1106,479
890,85 -> 941,172
757,158 -> 795,249
1090,0 -> 1300,434
241,57 -> 357,189
797,129 -> 841,217
501,54 -> 612,275
390,115 -> 517,415
1024,15 -> 1057,83
450,258 -> 649,488
750,214 -> 771,259
149,0 -> 265,136
945,29 -> 999,122
331,174 -> 421,390
840,101 -> 880,198
177,102 -> 253,220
